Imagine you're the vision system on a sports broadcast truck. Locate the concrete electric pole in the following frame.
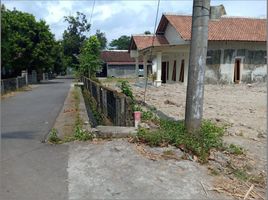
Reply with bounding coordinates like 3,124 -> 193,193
185,0 -> 211,134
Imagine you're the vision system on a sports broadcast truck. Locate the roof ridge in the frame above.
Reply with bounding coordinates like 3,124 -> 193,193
163,12 -> 191,17
163,13 -> 266,20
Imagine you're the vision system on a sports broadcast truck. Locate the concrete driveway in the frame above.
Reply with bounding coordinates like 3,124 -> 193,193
1,78 -> 72,200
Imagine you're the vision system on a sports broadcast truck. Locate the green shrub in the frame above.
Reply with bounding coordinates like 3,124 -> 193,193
141,110 -> 154,121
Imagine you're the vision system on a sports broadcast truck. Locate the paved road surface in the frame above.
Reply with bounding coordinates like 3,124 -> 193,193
1,78 -> 72,200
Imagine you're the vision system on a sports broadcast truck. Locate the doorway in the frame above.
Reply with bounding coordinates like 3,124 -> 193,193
179,60 -> 184,82
161,62 -> 167,83
172,60 -> 176,81
234,59 -> 241,83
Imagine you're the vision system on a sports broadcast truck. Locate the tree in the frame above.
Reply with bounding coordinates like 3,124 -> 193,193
144,31 -> 151,35
79,35 -> 102,77
95,29 -> 107,50
109,35 -> 131,50
1,5 -> 58,78
62,12 -> 90,69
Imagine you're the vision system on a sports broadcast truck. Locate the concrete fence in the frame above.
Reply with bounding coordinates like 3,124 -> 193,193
1,76 -> 27,95
81,76 -> 134,127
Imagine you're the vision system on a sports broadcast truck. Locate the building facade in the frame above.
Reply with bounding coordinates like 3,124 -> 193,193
129,14 -> 267,86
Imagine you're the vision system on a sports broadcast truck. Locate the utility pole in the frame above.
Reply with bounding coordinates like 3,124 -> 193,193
185,0 -> 211,134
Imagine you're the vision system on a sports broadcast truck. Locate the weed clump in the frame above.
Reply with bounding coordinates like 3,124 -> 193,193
136,120 -> 225,163
226,144 -> 244,155
118,80 -> 134,100
48,128 -> 61,144
73,125 -> 93,141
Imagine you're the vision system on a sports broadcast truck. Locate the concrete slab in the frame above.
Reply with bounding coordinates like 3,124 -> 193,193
95,125 -> 137,138
68,139 -> 231,200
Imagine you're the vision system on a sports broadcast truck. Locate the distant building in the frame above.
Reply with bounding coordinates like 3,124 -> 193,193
97,50 -> 143,78
129,14 -> 267,86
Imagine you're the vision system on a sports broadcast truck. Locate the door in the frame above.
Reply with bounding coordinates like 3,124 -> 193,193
234,59 -> 241,83
172,60 -> 176,81
179,60 -> 184,82
161,62 -> 167,83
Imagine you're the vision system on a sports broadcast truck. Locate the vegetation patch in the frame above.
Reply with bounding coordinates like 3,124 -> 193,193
226,144 -> 245,155
82,88 -> 104,125
48,128 -> 61,144
135,119 -> 227,163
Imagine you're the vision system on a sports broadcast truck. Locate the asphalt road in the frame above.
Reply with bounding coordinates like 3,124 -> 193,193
1,78 -> 72,200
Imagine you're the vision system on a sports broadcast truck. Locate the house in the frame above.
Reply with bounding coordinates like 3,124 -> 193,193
129,14 -> 267,86
97,50 -> 143,78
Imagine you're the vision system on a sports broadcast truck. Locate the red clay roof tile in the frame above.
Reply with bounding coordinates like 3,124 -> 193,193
132,35 -> 169,50
163,15 -> 267,42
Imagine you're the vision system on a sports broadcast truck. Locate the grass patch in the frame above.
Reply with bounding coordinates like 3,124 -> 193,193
226,144 -> 245,155
233,168 -> 249,181
48,128 -> 61,144
73,124 -> 93,141
136,119 -> 225,163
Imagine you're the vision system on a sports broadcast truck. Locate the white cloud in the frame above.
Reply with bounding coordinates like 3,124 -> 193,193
2,0 -> 267,42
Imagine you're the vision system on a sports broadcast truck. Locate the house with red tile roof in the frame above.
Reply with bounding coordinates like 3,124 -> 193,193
129,13 -> 267,86
97,50 -> 143,77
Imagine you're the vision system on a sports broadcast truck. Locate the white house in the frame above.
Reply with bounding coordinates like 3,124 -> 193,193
129,14 -> 267,86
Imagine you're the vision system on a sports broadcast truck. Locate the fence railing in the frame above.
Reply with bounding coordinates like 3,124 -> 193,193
81,76 -> 134,127
1,76 -> 27,95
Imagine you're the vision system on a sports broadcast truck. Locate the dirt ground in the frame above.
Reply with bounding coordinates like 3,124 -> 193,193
101,78 -> 267,198
131,81 -> 267,170
103,79 -> 266,168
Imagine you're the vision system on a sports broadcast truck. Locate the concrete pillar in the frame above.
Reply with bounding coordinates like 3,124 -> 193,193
168,57 -> 173,83
155,52 -> 162,87
143,55 -> 147,78
21,70 -> 28,85
135,57 -> 139,78
43,73 -> 46,81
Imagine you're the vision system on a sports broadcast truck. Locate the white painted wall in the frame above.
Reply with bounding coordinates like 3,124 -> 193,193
219,64 -> 234,83
164,23 -> 189,45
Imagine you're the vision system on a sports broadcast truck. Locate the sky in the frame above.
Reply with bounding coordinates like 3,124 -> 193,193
2,0 -> 267,43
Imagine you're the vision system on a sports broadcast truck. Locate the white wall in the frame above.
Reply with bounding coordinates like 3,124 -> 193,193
164,23 -> 189,45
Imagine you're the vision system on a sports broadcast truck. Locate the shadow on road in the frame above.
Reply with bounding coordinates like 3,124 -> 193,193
1,131 -> 36,139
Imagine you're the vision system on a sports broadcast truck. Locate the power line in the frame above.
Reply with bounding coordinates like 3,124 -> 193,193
143,0 -> 161,102
89,0 -> 96,33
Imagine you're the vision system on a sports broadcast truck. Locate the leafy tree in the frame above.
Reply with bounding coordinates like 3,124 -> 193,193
109,35 -> 131,50
1,5 -> 58,78
78,36 -> 102,77
95,29 -> 107,50
144,30 -> 151,35
50,41 -> 67,75
62,12 -> 90,69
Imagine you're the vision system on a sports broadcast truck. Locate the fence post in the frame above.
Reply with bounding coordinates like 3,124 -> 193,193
16,77 -> 19,89
96,84 -> 101,111
120,97 -> 126,126
102,89 -> 108,117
